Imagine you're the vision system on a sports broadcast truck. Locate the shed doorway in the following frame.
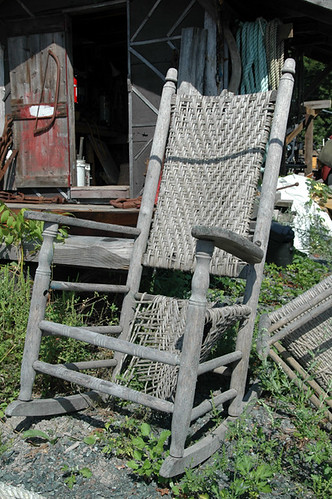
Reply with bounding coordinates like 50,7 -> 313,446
70,5 -> 129,200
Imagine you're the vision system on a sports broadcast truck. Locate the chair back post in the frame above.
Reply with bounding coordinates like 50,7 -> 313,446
229,58 -> 295,416
117,68 -> 177,347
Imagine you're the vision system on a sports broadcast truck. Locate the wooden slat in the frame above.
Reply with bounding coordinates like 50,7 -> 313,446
190,389 -> 237,421
50,281 -> 129,294
40,320 -> 180,366
24,210 -> 141,236
33,361 -> 174,413
0,236 -> 134,270
269,294 -> 332,344
63,359 -> 118,370
70,185 -> 130,199
197,351 -> 242,375
74,325 -> 122,334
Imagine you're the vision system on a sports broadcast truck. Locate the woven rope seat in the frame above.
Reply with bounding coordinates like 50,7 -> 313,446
121,294 -> 251,399
143,90 -> 274,277
267,274 -> 332,393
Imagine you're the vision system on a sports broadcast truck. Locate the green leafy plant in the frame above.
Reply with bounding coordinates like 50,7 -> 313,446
61,465 -> 92,489
127,422 -> 171,481
0,204 -> 43,273
0,203 -> 69,274
22,429 -> 58,446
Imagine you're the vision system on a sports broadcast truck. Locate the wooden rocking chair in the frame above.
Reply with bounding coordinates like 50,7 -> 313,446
258,273 -> 332,422
6,59 -> 295,477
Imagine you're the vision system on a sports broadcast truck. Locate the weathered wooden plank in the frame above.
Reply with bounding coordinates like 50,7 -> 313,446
0,236 -> 134,270
11,102 -> 67,120
204,13 -> 217,95
178,27 -> 207,95
24,211 -> 140,236
33,361 -> 174,413
70,185 -> 130,199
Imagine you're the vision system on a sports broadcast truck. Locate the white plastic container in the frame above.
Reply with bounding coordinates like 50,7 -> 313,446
76,159 -> 86,186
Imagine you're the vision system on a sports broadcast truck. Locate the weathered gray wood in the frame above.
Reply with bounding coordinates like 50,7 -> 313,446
190,389 -> 237,421
40,320 -> 180,366
160,417 -> 232,478
204,13 -> 217,95
192,226 -> 264,264
223,19 -> 241,94
70,185 -> 130,199
273,342 -> 332,409
178,27 -> 207,95
63,359 -> 118,370
50,281 -> 129,294
0,236 -> 134,270
197,350 -> 242,375
268,297 -> 332,346
170,239 -> 214,458
229,59 -> 295,417
113,69 -> 177,373
268,288 -> 332,334
77,325 -> 122,334
33,361 -> 174,414
6,391 -> 100,417
18,222 -> 59,401
269,347 -> 332,422
24,210 -> 140,237
160,384 -> 261,478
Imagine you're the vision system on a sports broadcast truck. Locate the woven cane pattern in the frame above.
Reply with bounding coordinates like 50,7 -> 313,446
120,294 -> 251,400
269,274 -> 332,393
143,91 -> 274,277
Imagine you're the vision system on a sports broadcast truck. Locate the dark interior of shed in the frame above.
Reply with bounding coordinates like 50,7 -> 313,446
71,5 -> 128,187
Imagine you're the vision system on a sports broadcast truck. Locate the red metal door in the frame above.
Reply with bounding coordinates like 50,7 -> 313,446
8,29 -> 75,189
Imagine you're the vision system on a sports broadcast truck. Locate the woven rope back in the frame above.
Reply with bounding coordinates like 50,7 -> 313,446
269,274 -> 332,393
120,294 -> 251,399
143,90 -> 274,276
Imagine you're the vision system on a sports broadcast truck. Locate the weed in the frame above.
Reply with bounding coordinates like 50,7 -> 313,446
0,203 -> 68,273
22,429 -> 58,446
61,465 -> 92,489
127,422 -> 171,481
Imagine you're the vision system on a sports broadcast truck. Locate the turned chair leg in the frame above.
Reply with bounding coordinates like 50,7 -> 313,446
169,240 -> 214,457
19,222 -> 58,401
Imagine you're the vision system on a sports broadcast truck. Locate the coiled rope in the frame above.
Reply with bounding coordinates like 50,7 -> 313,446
236,18 -> 284,94
0,482 -> 45,499
265,19 -> 284,90
236,18 -> 268,94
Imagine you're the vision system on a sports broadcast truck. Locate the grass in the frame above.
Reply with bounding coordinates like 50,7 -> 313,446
0,251 -> 331,497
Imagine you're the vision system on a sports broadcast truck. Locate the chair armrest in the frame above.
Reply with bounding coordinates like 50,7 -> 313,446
192,225 -> 263,264
24,210 -> 140,237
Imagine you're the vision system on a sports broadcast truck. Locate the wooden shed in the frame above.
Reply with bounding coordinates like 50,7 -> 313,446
0,0 -> 331,212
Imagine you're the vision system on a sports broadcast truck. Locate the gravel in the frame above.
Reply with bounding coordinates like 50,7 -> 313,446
0,397 -> 324,498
